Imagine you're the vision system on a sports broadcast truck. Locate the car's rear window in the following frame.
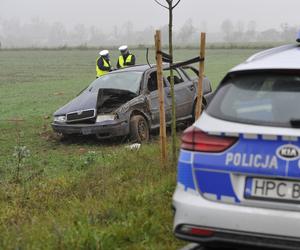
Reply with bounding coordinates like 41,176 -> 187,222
207,71 -> 300,128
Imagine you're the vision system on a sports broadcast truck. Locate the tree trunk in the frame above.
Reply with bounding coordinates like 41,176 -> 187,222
168,5 -> 177,166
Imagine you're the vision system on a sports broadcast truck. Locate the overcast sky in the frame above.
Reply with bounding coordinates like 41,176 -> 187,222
1,0 -> 300,32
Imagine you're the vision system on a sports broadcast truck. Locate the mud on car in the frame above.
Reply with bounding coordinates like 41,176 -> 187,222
52,64 -> 212,142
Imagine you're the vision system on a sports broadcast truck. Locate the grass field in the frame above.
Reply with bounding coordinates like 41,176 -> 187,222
0,48 -> 261,249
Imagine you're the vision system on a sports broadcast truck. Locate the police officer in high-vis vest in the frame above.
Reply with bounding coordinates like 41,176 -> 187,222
96,50 -> 112,78
116,45 -> 136,69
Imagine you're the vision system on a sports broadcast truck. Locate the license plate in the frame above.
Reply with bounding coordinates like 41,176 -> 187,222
244,177 -> 300,203
81,128 -> 92,135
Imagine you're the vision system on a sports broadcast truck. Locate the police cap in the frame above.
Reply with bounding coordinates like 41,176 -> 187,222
99,50 -> 109,56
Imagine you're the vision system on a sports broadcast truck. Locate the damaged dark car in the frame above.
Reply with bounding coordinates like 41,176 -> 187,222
51,64 -> 213,142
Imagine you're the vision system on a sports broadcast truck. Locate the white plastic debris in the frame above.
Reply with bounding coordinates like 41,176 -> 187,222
125,143 -> 141,151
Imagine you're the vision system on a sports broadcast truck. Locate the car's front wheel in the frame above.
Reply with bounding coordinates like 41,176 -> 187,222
130,115 -> 149,142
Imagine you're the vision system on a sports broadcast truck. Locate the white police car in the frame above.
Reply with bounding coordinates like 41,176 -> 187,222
173,42 -> 300,249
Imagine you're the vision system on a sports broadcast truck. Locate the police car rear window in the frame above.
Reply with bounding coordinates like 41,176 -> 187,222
207,71 -> 300,128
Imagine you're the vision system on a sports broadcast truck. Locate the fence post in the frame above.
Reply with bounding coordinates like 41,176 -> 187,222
155,30 -> 167,167
195,32 -> 206,119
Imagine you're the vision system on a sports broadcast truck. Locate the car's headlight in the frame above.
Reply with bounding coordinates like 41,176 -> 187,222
54,115 -> 66,123
96,114 -> 116,123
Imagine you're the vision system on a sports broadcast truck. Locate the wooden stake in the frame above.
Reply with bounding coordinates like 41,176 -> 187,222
155,30 -> 167,166
195,32 -> 206,119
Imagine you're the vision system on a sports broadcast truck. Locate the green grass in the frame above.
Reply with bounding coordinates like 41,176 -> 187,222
0,48 -> 262,249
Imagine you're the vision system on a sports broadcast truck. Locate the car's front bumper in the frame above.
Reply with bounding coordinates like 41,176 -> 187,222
51,119 -> 129,139
173,185 -> 300,249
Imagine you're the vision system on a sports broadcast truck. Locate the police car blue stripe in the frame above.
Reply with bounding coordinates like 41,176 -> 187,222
178,151 -> 196,191
180,150 -> 192,163
195,170 -> 240,203
177,135 -> 300,204
193,135 -> 288,176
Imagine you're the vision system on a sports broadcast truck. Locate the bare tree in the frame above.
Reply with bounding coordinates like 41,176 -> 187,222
221,19 -> 234,42
153,0 -> 182,166
122,21 -> 135,44
177,18 -> 196,44
49,22 -> 67,47
280,23 -> 298,42
244,20 -> 257,42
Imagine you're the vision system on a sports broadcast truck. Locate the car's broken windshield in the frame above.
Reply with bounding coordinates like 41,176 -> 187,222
89,71 -> 143,94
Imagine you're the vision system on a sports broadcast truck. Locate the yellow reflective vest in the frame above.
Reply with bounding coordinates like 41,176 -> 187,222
118,54 -> 133,68
96,57 -> 111,77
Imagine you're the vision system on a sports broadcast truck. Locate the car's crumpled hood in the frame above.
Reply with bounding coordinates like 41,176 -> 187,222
54,88 -> 137,116
53,90 -> 98,116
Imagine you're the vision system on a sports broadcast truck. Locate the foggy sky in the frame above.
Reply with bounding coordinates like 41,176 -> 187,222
1,0 -> 300,32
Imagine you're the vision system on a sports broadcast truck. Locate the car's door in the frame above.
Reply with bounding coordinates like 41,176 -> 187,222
164,68 -> 194,120
181,65 -> 212,95
146,71 -> 172,128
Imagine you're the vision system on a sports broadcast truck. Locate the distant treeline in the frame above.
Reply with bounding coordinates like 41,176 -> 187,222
0,42 -> 290,51
0,17 -> 298,48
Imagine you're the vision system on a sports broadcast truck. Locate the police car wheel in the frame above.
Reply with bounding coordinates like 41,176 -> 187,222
130,115 -> 149,142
